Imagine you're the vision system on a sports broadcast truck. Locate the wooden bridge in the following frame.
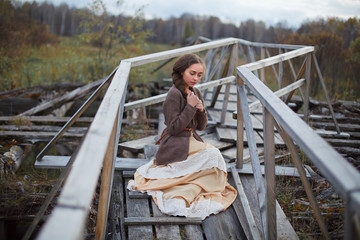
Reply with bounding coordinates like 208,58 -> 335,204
21,38 -> 360,239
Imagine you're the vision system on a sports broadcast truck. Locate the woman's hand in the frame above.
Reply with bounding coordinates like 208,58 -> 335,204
187,91 -> 200,107
195,102 -> 204,112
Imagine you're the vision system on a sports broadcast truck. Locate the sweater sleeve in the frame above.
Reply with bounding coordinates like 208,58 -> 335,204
163,88 -> 197,135
194,88 -> 208,130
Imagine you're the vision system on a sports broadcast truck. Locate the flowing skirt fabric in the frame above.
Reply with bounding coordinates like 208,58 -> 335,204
127,135 -> 237,220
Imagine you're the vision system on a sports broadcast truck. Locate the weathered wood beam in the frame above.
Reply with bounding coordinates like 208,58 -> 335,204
128,38 -> 238,67
18,78 -> 104,116
124,217 -> 202,225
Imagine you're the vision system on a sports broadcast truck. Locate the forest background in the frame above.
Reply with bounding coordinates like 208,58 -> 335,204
1,0 -> 360,102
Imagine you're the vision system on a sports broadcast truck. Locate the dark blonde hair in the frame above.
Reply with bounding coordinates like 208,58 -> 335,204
172,54 -> 205,98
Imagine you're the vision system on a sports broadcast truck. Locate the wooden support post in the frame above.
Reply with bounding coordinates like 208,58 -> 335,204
287,58 -> 306,103
247,45 -> 259,78
265,49 -> 282,90
304,53 -> 312,123
278,48 -> 283,89
210,46 -> 231,108
260,47 -> 266,84
263,108 -> 276,240
236,75 -> 244,169
220,44 -> 237,124
273,121 -> 330,240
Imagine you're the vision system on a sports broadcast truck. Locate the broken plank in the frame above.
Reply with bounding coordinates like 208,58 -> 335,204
18,79 -> 103,116
221,147 -> 264,164
256,131 -> 285,146
216,126 -> 264,145
201,132 -> 234,150
118,135 -> 157,153
202,202 -> 246,240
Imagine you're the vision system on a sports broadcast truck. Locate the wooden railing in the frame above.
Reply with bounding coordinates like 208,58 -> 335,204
235,51 -> 360,239
35,37 -> 359,240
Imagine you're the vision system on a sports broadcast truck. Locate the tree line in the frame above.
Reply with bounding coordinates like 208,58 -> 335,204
1,0 -> 360,100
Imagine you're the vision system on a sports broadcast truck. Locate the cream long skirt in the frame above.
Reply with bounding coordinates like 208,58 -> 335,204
127,134 -> 237,220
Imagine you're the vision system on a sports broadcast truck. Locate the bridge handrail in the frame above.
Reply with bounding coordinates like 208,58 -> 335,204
237,63 -> 360,239
237,65 -> 360,197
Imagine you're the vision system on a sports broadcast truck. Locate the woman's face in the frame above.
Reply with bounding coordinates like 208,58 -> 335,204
182,63 -> 204,88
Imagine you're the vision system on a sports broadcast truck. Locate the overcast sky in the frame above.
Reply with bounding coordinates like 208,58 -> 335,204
20,0 -> 360,28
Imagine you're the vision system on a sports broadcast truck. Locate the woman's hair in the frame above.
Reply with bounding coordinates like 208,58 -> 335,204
172,54 -> 205,98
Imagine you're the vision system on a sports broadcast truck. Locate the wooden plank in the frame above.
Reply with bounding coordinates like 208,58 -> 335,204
201,132 -> 234,150
325,139 -> 360,148
151,201 -> 181,240
208,109 -> 263,130
216,126 -> 264,145
118,135 -> 157,153
183,225 -> 204,240
0,130 -> 84,139
230,163 -> 311,178
125,178 -> 153,240
0,125 -> 88,133
314,129 -> 350,139
35,156 -> 149,170
221,147 -> 263,164
124,217 -> 202,225
118,131 -> 235,155
202,204 -> 246,240
257,131 -> 285,146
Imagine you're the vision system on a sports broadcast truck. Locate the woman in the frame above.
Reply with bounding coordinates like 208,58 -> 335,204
127,54 -> 237,220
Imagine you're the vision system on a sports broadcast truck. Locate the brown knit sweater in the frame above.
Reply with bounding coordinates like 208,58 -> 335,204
155,86 -> 208,165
